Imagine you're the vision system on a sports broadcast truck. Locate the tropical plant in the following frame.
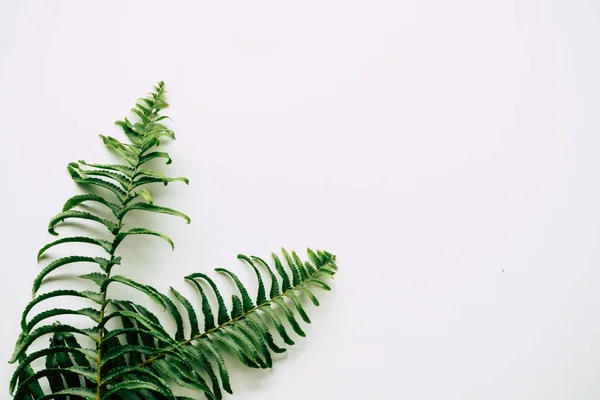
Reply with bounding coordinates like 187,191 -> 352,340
8,82 -> 338,400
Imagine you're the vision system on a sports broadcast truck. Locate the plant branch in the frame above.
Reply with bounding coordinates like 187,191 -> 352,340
137,259 -> 336,369
95,85 -> 166,400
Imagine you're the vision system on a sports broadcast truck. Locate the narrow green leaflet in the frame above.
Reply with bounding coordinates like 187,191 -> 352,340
114,228 -> 174,250
38,236 -> 112,259
62,193 -> 120,216
138,189 -> 153,204
25,307 -> 100,332
99,134 -> 138,166
215,268 -> 255,312
32,256 -> 116,295
48,210 -> 118,236
67,164 -> 127,201
78,160 -> 135,176
106,276 -> 167,309
171,287 -> 200,338
120,202 -> 190,223
139,151 -> 172,165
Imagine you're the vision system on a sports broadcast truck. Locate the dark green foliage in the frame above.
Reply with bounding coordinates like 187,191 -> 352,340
9,82 -> 338,400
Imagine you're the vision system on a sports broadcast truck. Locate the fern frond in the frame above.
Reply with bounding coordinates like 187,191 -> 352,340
11,82 -> 191,399
106,248 -> 338,399
9,81 -> 338,400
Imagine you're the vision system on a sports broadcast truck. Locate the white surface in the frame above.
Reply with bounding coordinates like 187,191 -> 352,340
2,1 -> 600,399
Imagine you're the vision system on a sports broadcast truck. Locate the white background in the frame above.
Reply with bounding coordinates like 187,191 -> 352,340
2,1 -> 600,399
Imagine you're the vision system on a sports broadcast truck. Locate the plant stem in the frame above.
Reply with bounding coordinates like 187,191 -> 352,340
95,91 -> 163,399
94,168 -> 138,400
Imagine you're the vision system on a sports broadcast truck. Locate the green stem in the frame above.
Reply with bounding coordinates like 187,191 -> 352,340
94,168 -> 137,399
95,89 -> 164,400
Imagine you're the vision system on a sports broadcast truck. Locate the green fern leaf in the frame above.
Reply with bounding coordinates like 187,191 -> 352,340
38,236 -> 113,259
139,151 -> 172,165
61,193 -> 120,216
216,268 -> 255,312
185,277 -> 216,331
32,256 -> 118,295
78,160 -> 135,176
171,287 -> 201,337
186,273 -> 230,325
68,164 -> 128,200
252,255 -> 280,298
99,134 -> 138,166
9,82 -> 338,400
120,202 -> 190,223
114,228 -> 174,250
48,210 -> 118,236
238,254 -> 267,304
